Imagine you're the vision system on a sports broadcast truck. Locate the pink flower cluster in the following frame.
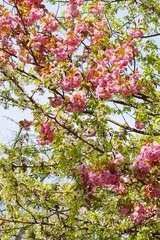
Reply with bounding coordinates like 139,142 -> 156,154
0,51 -> 9,60
75,22 -> 89,34
65,0 -> 83,21
130,204 -> 152,225
69,0 -> 83,5
119,203 -> 153,225
60,71 -> 82,91
37,122 -> 54,145
78,163 -> 121,189
139,142 -> 160,162
129,28 -> 143,38
19,119 -> 32,131
87,42 -> 142,99
89,2 -> 105,15
70,91 -> 87,112
64,31 -> 81,53
49,95 -> 62,108
27,8 -> 44,26
132,142 -> 160,179
112,153 -> 124,164
65,14 -> 107,52
27,0 -> 43,6
135,121 -> 144,129
40,14 -> 58,33
130,142 -> 160,203
30,33 -> 48,51
144,184 -> 160,199
0,14 -> 17,34
51,38 -> 68,62
74,20 -> 107,41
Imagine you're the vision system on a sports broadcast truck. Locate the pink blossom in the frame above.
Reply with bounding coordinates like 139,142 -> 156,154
19,55 -> 32,63
30,33 -> 48,46
90,2 -> 104,15
131,142 -> 160,180
27,8 -> 44,26
52,42 -> 68,62
60,71 -> 82,92
87,41 -> 142,99
87,68 -> 94,79
37,139 -> 47,146
0,15 -> 16,33
139,142 -> 160,162
69,0 -> 83,6
9,62 -> 17,70
49,95 -> 62,108
19,119 -> 32,131
119,206 -> 130,216
113,153 -> 124,164
96,86 -> 111,99
93,20 -> 107,28
90,77 -> 101,87
144,184 -> 160,199
135,121 -> 144,129
75,22 -> 89,33
27,0 -> 43,7
64,34 -> 81,53
60,80 -> 72,92
78,164 -> 121,190
115,183 -> 125,194
70,91 -> 87,107
129,28 -> 143,38
41,15 -> 58,33
130,204 -> 152,225
65,5 -> 80,20
37,122 -> 54,145
94,29 -> 104,37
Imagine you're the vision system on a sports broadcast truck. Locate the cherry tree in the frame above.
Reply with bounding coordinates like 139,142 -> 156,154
0,0 -> 160,239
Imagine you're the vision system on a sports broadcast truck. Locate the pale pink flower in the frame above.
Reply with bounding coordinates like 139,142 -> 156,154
75,22 -> 89,33
37,122 -> 55,145
49,95 -> 62,107
28,8 -> 44,25
41,16 -> 58,33
19,119 -> 32,131
70,91 -> 87,107
114,153 -> 124,164
90,2 -> 104,15
130,204 -> 152,225
94,29 -> 104,37
129,28 -> 143,38
95,86 -> 111,99
135,121 -> 144,129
